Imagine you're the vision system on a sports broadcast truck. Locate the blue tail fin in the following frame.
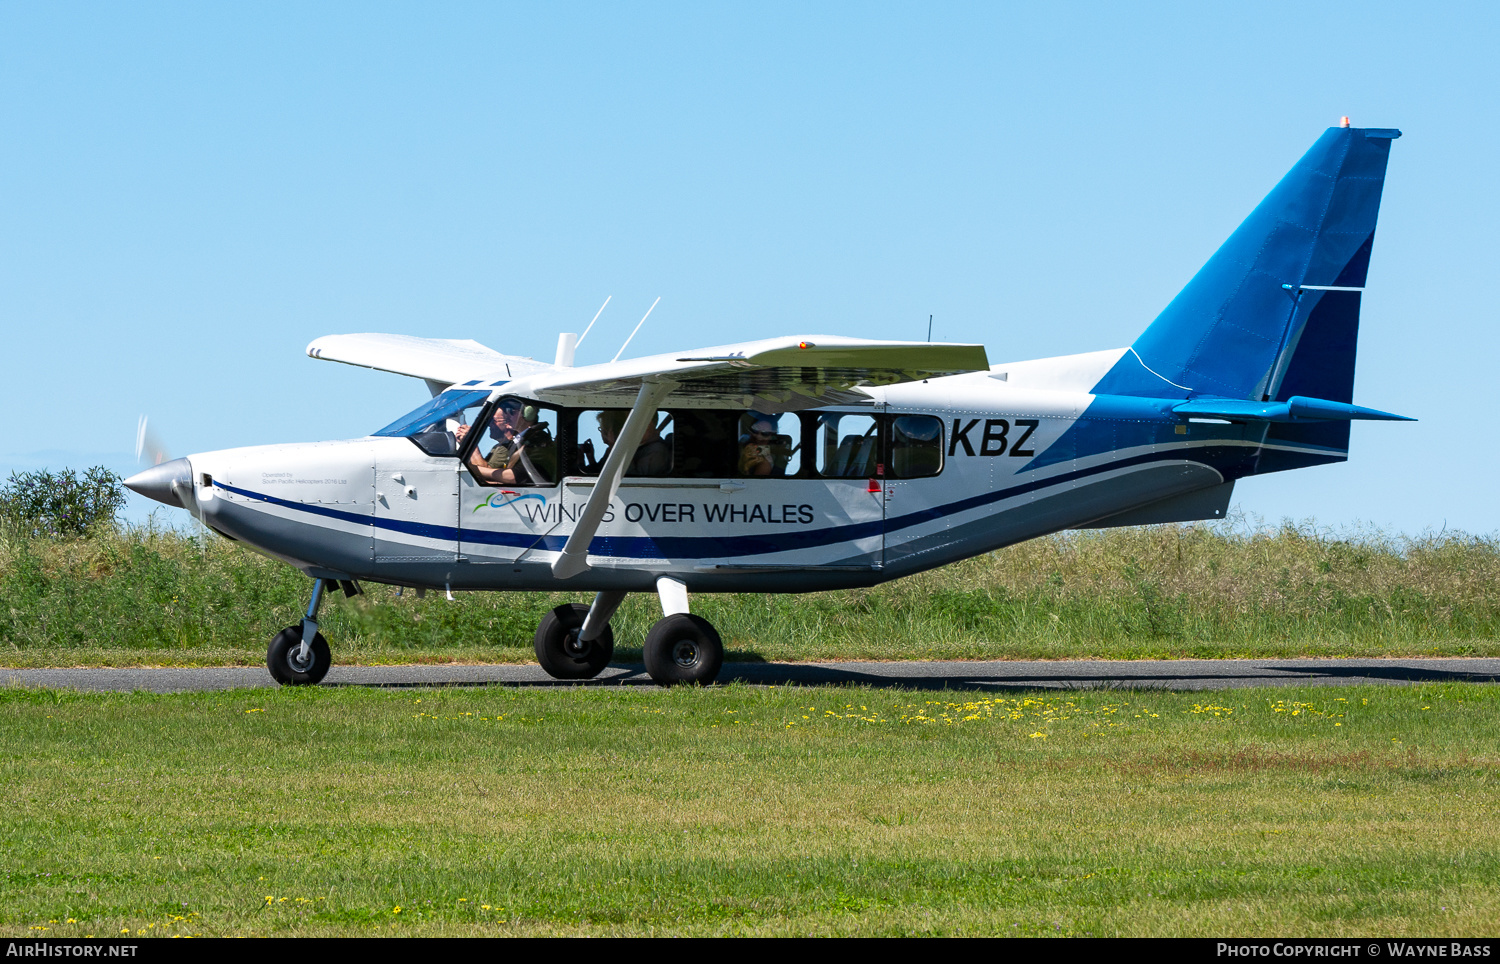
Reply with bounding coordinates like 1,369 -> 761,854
1092,125 -> 1401,403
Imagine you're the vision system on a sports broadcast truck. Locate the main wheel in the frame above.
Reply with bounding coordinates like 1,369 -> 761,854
534,603 -> 615,680
642,613 -> 723,686
267,624 -> 332,686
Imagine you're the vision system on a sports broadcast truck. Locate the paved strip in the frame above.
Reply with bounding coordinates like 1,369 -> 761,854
1,658 -> 1497,694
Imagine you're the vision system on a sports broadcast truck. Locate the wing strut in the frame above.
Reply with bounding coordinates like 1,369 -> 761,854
552,376 -> 678,579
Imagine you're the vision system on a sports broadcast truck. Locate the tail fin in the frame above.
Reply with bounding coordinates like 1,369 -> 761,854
1092,125 -> 1401,403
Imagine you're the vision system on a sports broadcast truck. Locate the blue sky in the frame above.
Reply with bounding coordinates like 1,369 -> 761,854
2,2 -> 1495,534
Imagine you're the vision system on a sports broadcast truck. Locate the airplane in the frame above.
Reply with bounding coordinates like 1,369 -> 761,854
126,121 -> 1410,688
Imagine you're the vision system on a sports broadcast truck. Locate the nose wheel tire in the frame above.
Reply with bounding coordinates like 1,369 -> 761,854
643,613 -> 723,686
534,603 -> 615,680
267,625 -> 332,686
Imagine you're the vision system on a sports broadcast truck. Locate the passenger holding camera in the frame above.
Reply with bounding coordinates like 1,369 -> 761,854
738,419 -> 779,476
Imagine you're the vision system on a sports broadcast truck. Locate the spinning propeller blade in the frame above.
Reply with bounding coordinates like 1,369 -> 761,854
135,415 -> 172,466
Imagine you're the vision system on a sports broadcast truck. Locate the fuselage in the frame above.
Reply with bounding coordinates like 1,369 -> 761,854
171,356 -> 1288,595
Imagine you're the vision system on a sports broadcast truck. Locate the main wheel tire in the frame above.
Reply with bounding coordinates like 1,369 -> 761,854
534,603 -> 615,680
267,624 -> 332,686
642,613 -> 723,686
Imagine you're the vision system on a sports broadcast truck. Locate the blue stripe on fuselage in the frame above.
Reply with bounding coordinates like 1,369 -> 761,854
212,443 -> 1234,561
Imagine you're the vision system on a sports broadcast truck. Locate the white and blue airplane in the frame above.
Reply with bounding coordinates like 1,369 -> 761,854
127,122 -> 1410,687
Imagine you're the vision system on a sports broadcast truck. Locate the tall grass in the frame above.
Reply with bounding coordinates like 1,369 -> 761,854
1,516 -> 1497,665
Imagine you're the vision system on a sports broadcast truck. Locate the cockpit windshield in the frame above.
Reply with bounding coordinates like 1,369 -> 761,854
372,389 -> 491,457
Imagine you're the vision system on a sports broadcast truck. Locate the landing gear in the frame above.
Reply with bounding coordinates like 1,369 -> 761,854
639,576 -> 722,686
643,613 -> 723,686
534,603 -> 615,679
531,579 -> 724,686
268,577 -> 333,686
267,624 -> 331,685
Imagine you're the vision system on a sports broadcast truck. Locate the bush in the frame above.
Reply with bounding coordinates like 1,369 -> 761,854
0,466 -> 128,538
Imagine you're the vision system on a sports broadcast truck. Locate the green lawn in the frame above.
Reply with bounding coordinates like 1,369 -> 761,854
3,682 -> 1496,936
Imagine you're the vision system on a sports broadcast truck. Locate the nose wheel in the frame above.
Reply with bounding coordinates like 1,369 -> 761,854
267,576 -> 337,686
267,624 -> 331,685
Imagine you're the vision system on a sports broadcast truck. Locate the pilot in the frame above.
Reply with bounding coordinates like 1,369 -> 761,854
458,400 -> 554,485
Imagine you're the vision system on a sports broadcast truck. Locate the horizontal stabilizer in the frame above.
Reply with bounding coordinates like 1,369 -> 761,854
307,333 -> 555,388
1173,395 -> 1413,422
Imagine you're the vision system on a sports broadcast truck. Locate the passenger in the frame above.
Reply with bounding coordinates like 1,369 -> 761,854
589,411 -> 671,476
738,419 -> 779,476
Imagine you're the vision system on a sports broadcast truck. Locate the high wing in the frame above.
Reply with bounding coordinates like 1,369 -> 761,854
308,331 -> 990,409
514,335 -> 989,411
306,333 -> 556,394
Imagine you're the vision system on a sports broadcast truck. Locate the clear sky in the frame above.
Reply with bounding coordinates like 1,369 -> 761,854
2,2 -> 1495,535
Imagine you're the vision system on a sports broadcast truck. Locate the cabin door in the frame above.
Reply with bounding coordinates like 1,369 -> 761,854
460,470 -> 564,565
806,408 -> 886,570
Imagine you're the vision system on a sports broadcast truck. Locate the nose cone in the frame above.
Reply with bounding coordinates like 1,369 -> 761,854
124,457 -> 194,509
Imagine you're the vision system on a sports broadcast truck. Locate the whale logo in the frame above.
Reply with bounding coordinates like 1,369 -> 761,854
473,490 -> 548,513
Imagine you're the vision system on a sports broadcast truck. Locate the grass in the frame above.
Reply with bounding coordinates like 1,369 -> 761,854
2,518 -> 1498,667
1,681 -> 1496,936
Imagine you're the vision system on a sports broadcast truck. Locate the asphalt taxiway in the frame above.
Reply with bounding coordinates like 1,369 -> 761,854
2,658 -> 1496,693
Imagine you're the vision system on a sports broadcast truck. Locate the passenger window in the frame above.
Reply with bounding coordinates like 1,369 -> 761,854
461,398 -> 559,487
574,410 -> 673,477
671,411 -> 738,478
815,413 -> 879,478
889,415 -> 944,478
737,412 -> 801,477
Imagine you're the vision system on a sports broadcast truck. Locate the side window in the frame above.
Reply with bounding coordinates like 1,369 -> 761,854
737,412 -> 801,477
815,413 -> 880,478
671,411 -> 739,478
574,410 -> 673,477
889,415 -> 944,478
462,398 -> 559,487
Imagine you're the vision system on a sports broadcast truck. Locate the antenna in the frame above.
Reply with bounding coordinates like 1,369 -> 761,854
575,295 -> 611,348
612,297 -> 660,363
927,314 -> 933,341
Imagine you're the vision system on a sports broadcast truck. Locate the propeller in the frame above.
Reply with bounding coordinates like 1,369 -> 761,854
135,415 -> 171,466
126,418 -> 196,513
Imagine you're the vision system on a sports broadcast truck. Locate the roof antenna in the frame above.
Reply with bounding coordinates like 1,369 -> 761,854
574,295 -> 611,348
612,296 -> 660,363
927,314 -> 933,342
